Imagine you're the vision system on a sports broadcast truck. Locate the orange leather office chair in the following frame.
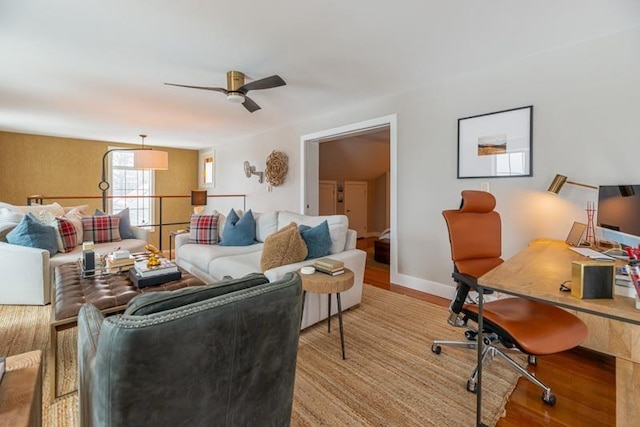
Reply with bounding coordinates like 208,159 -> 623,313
433,190 -> 588,405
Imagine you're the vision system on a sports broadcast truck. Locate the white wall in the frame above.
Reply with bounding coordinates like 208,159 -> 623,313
204,27 -> 640,296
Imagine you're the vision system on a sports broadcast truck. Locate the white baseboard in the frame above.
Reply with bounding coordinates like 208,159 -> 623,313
391,272 -> 456,299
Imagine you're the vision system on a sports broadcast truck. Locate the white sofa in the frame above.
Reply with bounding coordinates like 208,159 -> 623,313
0,203 -> 149,305
175,211 -> 367,329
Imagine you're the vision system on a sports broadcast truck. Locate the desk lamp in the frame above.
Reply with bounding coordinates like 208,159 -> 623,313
547,174 -> 598,245
547,174 -> 598,194
191,190 -> 207,215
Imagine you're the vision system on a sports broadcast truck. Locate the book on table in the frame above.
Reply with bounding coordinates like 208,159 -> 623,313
129,269 -> 182,288
315,267 -> 345,276
313,258 -> 344,271
134,259 -> 179,277
106,254 -> 135,271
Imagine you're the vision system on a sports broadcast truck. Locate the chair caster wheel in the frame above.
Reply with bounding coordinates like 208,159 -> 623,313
542,392 -> 556,406
466,380 -> 477,394
464,330 -> 477,341
431,344 -> 441,354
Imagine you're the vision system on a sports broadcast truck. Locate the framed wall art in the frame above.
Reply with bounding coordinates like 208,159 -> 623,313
457,105 -> 533,179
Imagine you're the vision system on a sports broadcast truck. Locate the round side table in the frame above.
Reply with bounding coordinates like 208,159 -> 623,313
299,267 -> 354,360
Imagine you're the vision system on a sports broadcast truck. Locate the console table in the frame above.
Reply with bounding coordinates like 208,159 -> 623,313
0,350 -> 42,427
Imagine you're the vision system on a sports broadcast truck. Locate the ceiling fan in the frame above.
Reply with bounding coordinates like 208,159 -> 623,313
165,71 -> 286,113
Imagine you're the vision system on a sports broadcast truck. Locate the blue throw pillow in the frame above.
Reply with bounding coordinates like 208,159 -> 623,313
219,209 -> 256,246
95,207 -> 135,239
7,213 -> 58,256
299,220 -> 332,259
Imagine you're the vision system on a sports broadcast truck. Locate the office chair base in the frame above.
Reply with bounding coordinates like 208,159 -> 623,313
465,345 -> 556,406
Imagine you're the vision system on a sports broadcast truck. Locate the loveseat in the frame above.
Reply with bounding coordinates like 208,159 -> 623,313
175,210 -> 366,329
0,202 -> 149,305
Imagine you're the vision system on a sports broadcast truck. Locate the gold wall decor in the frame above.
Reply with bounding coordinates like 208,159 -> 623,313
265,150 -> 288,187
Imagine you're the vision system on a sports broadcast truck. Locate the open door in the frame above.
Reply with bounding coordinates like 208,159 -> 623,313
344,181 -> 367,236
319,180 -> 337,215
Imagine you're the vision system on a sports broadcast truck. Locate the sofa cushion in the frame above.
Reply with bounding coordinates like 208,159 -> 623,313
219,209 -> 256,247
277,211 -> 348,255
299,220 -> 332,259
0,222 -> 18,243
0,208 -> 24,224
255,212 -> 278,242
56,217 -> 78,252
8,202 -> 65,217
64,206 -> 87,242
81,215 -> 121,244
95,208 -> 135,239
7,213 -> 59,256
260,222 -> 307,272
125,273 -> 270,316
178,242 -> 263,275
188,214 -> 219,245
209,252 -> 263,281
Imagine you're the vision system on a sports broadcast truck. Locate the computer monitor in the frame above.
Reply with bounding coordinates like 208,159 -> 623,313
597,185 -> 640,238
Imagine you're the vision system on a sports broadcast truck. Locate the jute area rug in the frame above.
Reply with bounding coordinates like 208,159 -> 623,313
0,284 -> 522,426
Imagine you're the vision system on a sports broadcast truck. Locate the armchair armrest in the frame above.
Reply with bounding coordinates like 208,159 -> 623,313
77,303 -> 105,427
0,242 -> 49,304
131,226 -> 149,242
174,232 -> 190,251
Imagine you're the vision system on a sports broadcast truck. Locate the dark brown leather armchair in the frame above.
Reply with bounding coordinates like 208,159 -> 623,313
432,190 -> 588,405
78,272 -> 302,427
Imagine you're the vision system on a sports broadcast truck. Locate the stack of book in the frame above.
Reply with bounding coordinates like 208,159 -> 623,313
129,258 -> 181,288
106,253 -> 135,272
313,258 -> 345,276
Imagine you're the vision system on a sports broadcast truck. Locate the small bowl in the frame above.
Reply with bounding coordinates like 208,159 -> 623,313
300,266 -> 315,275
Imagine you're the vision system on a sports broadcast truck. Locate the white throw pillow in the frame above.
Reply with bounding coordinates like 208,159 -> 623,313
277,211 -> 348,254
12,202 -> 65,217
254,212 -> 278,242
0,207 -> 24,224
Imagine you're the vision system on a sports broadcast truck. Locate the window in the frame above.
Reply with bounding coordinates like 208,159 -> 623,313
109,149 -> 154,227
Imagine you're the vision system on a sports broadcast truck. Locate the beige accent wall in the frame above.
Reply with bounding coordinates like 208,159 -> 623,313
0,131 -> 199,248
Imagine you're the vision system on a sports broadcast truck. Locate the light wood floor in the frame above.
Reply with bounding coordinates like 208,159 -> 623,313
356,237 -> 616,426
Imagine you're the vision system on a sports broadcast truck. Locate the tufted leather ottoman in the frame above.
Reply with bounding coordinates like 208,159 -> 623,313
50,256 -> 206,399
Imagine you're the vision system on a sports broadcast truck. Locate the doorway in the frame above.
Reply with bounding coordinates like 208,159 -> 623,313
300,114 -> 397,283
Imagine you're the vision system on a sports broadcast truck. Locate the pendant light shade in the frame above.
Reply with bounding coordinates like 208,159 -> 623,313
134,149 -> 169,170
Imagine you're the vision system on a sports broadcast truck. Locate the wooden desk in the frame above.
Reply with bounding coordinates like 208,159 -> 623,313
0,350 -> 42,427
479,239 -> 640,427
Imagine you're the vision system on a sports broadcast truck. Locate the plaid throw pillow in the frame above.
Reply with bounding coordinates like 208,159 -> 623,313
189,214 -> 219,244
56,217 -> 78,252
81,215 -> 121,244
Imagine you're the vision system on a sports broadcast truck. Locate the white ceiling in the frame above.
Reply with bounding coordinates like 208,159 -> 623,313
1,0 -> 639,150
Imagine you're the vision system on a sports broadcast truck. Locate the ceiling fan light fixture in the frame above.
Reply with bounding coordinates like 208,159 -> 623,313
227,92 -> 245,103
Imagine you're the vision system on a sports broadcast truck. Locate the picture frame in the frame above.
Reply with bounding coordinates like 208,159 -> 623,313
457,105 -> 533,179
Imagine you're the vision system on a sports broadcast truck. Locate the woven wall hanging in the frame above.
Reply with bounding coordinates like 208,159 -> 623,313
265,150 -> 288,187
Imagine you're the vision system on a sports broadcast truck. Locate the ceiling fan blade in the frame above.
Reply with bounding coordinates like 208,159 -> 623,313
242,96 -> 261,113
164,83 -> 227,94
238,75 -> 286,94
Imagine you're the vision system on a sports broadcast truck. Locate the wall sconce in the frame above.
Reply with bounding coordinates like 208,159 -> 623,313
98,134 -> 169,212
243,161 -> 264,183
547,174 -> 598,194
191,190 -> 207,214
